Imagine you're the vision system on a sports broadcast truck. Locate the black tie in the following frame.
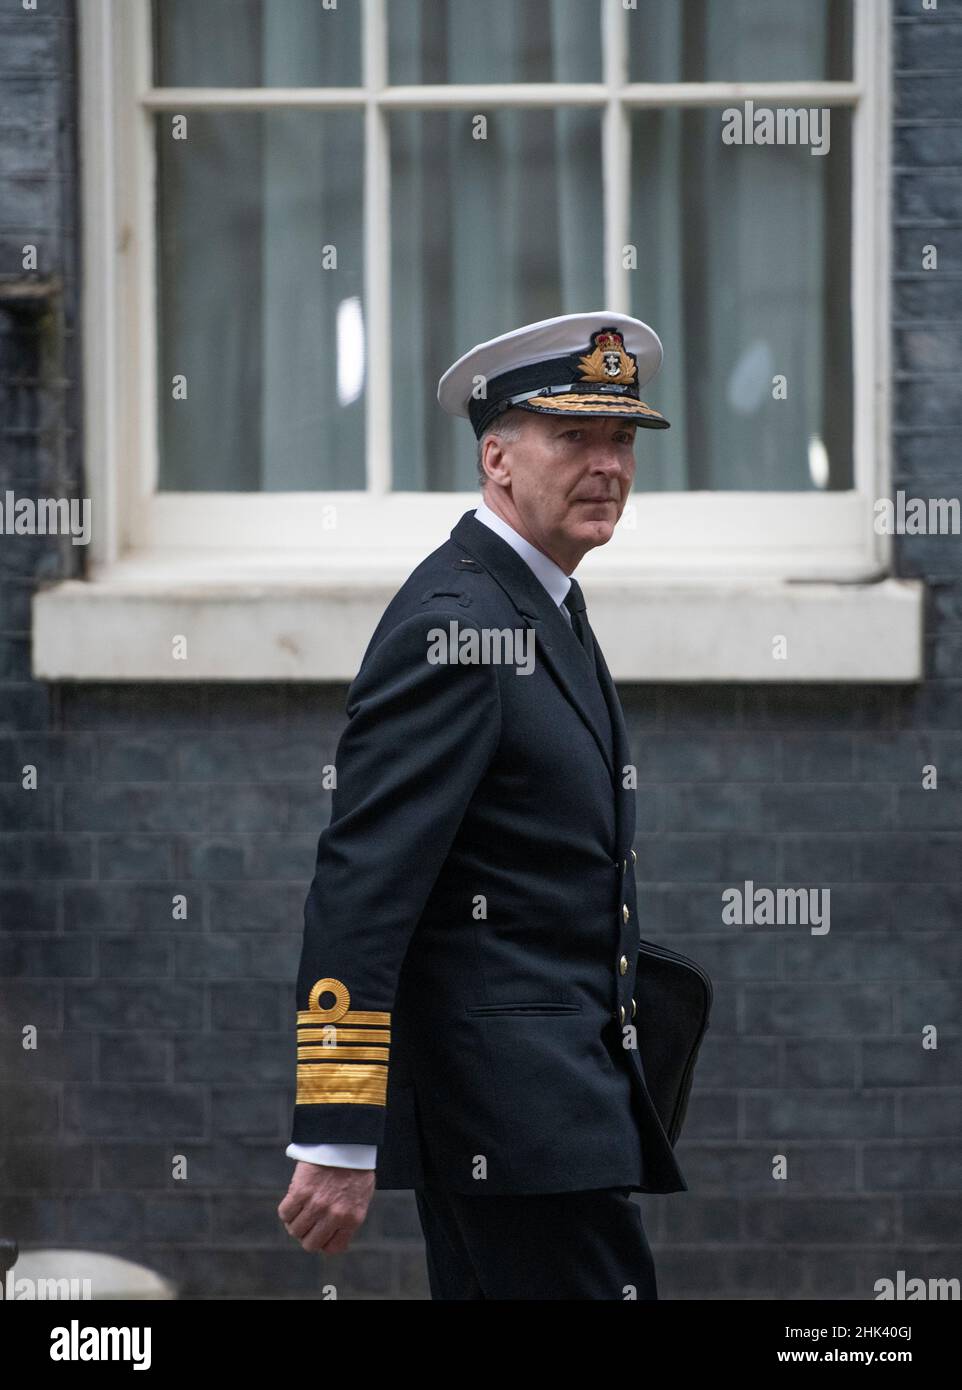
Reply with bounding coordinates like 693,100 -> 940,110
563,577 -> 593,658
562,576 -> 616,769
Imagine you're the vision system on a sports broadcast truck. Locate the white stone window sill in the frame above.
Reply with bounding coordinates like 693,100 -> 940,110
31,563 -> 925,683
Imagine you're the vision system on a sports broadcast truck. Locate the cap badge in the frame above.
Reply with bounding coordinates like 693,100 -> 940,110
577,329 -> 637,386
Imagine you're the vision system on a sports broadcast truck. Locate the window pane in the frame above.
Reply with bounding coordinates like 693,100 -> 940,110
156,111 -> 364,491
390,108 -> 604,491
629,107 -> 853,492
153,0 -> 361,88
389,0 -> 602,84
628,0 -> 853,83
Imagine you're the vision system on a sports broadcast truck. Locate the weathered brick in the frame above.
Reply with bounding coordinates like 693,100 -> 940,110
64,982 -> 202,1031
894,432 -> 962,483
210,982 -> 282,1031
891,882 -> 962,930
0,932 -> 91,976
98,935 -> 172,979
855,731 -> 962,781
894,125 -> 962,168
647,1245 -> 783,1298
863,1143 -> 962,1188
779,836 -> 855,880
781,733 -> 855,781
743,1196 -> 898,1243
896,785 -> 962,826
0,1081 -> 58,1134
659,686 -> 741,729
63,883 -> 196,932
134,1245 -> 319,1298
174,1033 -> 292,1086
896,19 -> 962,71
895,0 -> 962,15
899,532 -> 962,579
0,1195 -> 63,1243
94,736 -> 179,781
899,980 -> 962,1030
638,734 -> 778,782
675,1143 -> 858,1193
897,74 -> 962,120
173,933 -> 248,980
98,1142 -> 286,1191
63,784 -> 207,832
744,1091 -> 895,1139
0,1027 -> 92,1081
143,1193 -> 211,1244
898,378 -> 962,428
57,685 -> 210,732
762,785 -> 894,831
897,324 -> 962,371
893,680 -> 962,729
0,832 -> 92,877
207,882 -> 303,932
0,881 -> 59,930
95,834 -> 175,880
238,933 -> 300,980
783,1039 -> 859,1087
97,1033 -> 170,1083
894,275 -> 962,317
661,784 -> 765,831
206,784 -> 290,831
636,833 -> 777,883
63,1193 -> 144,1244
859,1245 -> 962,1298
0,1140 -> 94,1191
742,983 -> 894,1035
863,1037 -> 960,1086
64,1086 -> 205,1139
786,934 -> 962,980
210,1087 -> 282,1137
0,732 -> 94,780
856,834 -> 962,881
670,934 -> 775,981
903,1195 -> 962,1241
900,1089 -> 962,1136
777,1248 -> 862,1299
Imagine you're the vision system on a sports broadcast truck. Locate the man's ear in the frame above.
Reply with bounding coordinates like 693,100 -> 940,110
481,432 -> 507,482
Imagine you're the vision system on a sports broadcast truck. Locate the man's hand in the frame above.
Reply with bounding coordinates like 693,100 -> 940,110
277,1161 -> 376,1254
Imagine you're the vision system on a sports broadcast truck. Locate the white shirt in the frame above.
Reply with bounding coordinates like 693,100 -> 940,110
287,501 -> 575,1170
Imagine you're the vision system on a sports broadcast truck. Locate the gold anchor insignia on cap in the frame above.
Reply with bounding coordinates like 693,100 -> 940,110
577,328 -> 637,386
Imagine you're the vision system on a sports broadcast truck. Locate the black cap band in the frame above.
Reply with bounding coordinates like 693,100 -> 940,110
468,355 -> 641,438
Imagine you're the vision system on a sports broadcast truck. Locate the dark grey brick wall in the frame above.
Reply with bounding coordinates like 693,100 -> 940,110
1,0 -> 960,1300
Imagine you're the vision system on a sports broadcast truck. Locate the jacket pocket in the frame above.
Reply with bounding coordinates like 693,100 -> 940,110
464,1001 -> 583,1017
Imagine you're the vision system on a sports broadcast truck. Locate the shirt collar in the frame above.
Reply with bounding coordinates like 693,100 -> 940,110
473,498 -> 573,610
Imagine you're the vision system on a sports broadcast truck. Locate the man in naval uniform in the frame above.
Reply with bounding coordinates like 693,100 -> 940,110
278,311 -> 684,1300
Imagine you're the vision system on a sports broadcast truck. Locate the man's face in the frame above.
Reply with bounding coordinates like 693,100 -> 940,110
482,409 -> 637,572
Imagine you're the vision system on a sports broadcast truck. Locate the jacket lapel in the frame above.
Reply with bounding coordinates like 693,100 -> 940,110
591,632 -> 636,858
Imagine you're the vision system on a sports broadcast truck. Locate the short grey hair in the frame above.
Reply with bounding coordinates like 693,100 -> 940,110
476,408 -> 527,489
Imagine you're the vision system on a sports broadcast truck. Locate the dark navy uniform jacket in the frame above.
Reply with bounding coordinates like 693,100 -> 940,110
290,508 -> 688,1196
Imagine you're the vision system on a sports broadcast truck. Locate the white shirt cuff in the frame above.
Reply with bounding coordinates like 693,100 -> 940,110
286,1142 -> 377,1169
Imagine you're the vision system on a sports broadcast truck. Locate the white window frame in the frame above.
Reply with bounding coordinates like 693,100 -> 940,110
34,0 -> 922,682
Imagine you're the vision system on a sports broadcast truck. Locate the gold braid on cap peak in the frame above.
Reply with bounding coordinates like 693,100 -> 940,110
296,977 -> 391,1106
